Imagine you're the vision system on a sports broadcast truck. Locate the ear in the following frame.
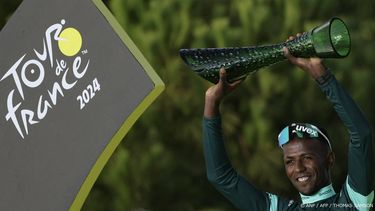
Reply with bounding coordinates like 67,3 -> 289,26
327,151 -> 335,169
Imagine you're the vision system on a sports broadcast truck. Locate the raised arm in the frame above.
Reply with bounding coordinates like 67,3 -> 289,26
317,72 -> 374,206
284,45 -> 374,208
203,69 -> 276,210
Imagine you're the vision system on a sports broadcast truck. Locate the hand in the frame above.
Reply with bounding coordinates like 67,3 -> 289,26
283,34 -> 328,79
204,68 -> 243,118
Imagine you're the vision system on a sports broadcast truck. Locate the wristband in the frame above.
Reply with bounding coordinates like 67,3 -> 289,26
315,68 -> 333,85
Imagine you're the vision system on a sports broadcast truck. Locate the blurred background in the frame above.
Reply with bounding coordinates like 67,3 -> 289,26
1,0 -> 375,210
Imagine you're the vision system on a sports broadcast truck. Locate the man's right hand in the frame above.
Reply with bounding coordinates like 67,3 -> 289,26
204,68 -> 243,118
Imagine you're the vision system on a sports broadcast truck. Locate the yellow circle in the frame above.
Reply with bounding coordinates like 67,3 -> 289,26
58,28 -> 83,57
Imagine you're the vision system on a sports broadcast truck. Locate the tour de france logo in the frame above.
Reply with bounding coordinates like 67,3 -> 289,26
1,19 -> 101,139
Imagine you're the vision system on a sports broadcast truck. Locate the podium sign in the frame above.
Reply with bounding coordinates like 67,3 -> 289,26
0,0 -> 164,210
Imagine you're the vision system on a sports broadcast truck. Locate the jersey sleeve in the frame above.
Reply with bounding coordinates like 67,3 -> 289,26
203,116 -> 278,211
318,72 -> 374,208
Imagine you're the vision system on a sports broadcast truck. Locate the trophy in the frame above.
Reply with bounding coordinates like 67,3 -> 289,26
179,17 -> 351,84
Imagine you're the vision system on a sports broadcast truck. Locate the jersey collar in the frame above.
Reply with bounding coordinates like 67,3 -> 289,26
300,184 -> 336,204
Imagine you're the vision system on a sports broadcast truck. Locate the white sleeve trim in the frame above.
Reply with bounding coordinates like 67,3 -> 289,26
346,177 -> 374,211
267,192 -> 278,211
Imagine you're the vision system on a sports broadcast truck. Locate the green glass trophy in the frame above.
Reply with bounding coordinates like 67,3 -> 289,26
180,17 -> 351,84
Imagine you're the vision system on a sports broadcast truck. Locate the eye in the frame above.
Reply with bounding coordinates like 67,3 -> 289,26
285,160 -> 294,165
303,155 -> 312,160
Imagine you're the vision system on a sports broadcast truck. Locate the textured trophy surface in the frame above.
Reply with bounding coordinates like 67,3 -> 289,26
180,17 -> 351,83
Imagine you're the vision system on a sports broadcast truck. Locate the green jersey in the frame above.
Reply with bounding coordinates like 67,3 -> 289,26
202,74 -> 374,211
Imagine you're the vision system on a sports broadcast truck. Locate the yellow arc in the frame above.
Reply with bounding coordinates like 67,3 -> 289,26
58,28 -> 83,57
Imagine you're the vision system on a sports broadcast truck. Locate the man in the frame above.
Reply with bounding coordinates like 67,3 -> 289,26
202,36 -> 374,210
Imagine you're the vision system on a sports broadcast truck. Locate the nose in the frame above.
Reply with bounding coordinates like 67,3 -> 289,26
295,159 -> 306,172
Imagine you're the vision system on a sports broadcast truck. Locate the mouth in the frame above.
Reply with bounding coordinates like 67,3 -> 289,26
296,176 -> 310,183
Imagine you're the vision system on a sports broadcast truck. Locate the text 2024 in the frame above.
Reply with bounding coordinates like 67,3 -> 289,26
77,78 -> 100,110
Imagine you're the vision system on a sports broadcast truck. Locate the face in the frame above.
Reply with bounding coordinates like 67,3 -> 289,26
283,138 -> 334,195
